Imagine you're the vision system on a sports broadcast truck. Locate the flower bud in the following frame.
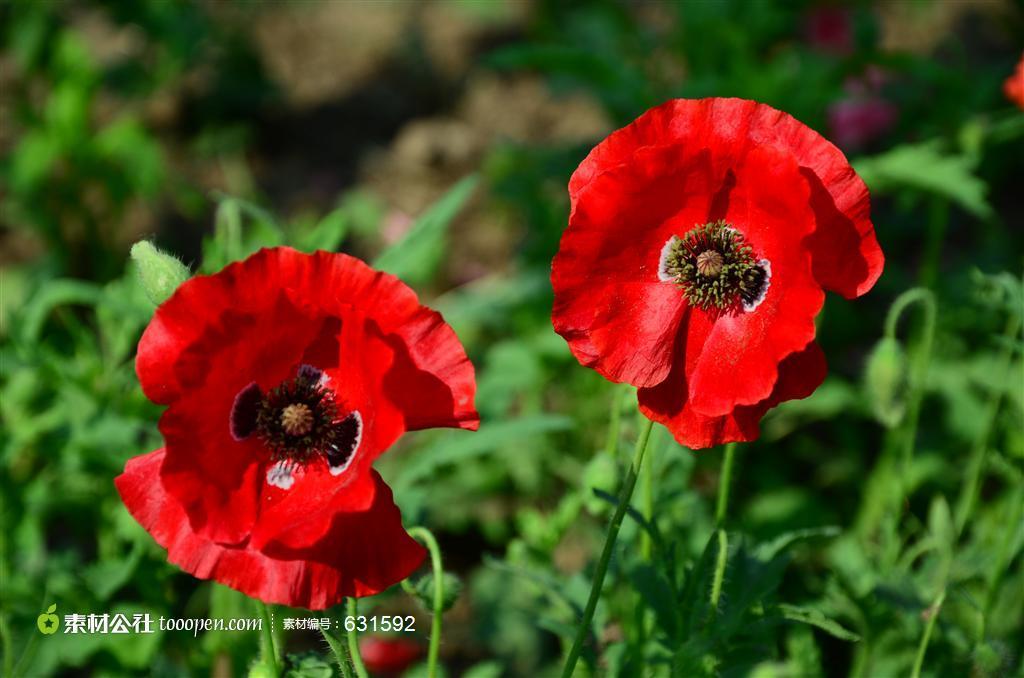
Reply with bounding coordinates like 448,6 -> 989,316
412,571 -> 462,613
864,336 -> 908,428
130,241 -> 189,306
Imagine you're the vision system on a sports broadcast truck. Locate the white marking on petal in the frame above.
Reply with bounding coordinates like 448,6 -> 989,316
267,461 -> 296,490
329,410 -> 362,476
658,236 -> 680,282
742,259 -> 772,312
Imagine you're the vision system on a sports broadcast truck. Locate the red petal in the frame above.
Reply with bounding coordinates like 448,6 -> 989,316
138,247 -> 478,430
157,292 -> 336,545
639,342 -> 827,449
570,98 -> 883,299
360,636 -> 423,675
685,144 -> 824,415
136,248 -> 478,548
115,449 -> 425,608
552,146 -> 720,387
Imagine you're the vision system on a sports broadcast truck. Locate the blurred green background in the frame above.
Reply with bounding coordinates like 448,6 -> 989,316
2,1 -> 1022,676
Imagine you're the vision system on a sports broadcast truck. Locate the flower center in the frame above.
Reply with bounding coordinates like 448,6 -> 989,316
658,220 -> 771,312
696,250 -> 724,278
255,366 -> 338,465
230,364 -> 363,476
280,403 -> 314,436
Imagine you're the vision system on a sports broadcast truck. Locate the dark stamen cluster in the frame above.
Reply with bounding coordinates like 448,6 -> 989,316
254,366 -> 347,465
662,221 -> 767,312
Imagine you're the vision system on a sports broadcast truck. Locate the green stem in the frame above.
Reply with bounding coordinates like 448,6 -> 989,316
321,623 -> 354,678
979,484 -> 1024,643
919,197 -> 949,288
255,601 -> 279,678
344,598 -> 369,678
641,421 -> 657,560
636,424 -> 658,667
604,385 -> 628,458
715,443 -> 738,525
883,289 -> 937,489
710,529 -> 729,612
910,590 -> 945,678
408,526 -> 445,678
561,416 -> 655,678
953,310 -> 1021,533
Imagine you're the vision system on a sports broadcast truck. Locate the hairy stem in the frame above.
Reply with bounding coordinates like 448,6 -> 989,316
715,443 -> 738,526
345,598 -> 369,678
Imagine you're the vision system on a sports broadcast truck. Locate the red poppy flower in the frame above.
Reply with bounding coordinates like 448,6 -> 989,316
552,98 -> 883,449
359,636 -> 422,675
1004,53 -> 1024,110
116,248 -> 478,609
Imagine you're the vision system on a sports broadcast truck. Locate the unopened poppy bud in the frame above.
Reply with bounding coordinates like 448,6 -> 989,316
413,571 -> 462,613
130,241 -> 189,306
864,336 -> 907,428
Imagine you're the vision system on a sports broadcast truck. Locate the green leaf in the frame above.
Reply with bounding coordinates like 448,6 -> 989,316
374,175 -> 478,285
392,415 -> 572,490
776,604 -> 860,642
755,526 -> 842,562
283,652 -> 335,678
18,279 -> 103,345
298,207 -> 348,252
854,142 -> 993,220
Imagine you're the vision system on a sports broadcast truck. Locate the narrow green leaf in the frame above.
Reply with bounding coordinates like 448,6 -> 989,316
777,604 -> 860,642
374,175 -> 478,285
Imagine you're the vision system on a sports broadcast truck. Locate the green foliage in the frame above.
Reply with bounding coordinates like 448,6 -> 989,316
374,176 -> 479,286
2,0 -> 1023,676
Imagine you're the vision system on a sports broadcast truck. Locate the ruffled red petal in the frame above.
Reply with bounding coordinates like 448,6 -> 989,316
128,248 -> 475,595
569,98 -> 883,299
639,342 -> 826,449
553,136 -> 823,415
137,248 -> 477,431
116,449 -> 425,608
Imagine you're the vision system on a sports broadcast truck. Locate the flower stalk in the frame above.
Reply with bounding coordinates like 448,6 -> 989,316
408,526 -> 445,678
345,598 -> 369,678
254,600 -> 280,678
561,414 -> 655,678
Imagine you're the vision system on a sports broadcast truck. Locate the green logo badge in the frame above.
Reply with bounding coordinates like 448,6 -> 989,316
37,604 -> 59,635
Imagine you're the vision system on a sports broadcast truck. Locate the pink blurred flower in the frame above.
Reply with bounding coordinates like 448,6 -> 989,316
382,209 -> 414,246
828,69 -> 898,152
828,99 -> 898,152
806,7 -> 853,55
